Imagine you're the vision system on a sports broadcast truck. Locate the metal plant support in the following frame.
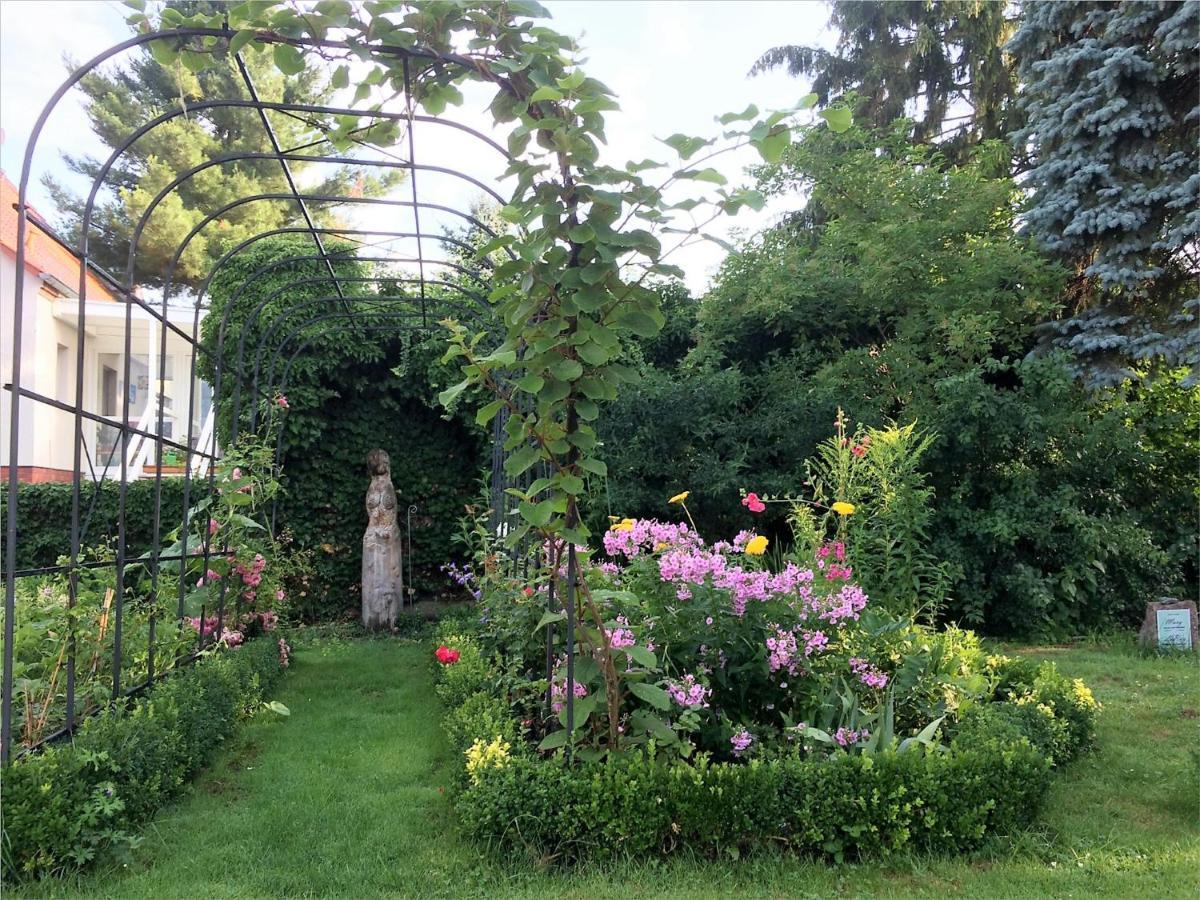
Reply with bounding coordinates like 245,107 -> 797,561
0,27 -> 576,763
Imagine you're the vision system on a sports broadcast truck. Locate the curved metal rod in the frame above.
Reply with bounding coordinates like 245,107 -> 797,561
128,152 -> 507,283
244,282 -> 494,430
2,23 -> 506,762
220,261 -> 493,430
168,193 -> 508,290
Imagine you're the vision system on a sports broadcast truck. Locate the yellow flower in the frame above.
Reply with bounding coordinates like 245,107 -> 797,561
745,535 -> 769,556
831,501 -> 856,517
610,517 -> 636,532
669,491 -> 690,504
465,736 -> 511,785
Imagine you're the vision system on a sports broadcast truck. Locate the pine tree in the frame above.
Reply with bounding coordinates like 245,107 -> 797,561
750,1 -> 1019,154
1010,1 -> 1199,385
44,1 -> 400,290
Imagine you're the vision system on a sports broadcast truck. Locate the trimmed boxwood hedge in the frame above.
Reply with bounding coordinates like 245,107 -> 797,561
1,479 -> 197,572
434,636 -> 1097,865
1,637 -> 287,881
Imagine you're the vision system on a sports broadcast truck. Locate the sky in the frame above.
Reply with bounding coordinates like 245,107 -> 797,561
0,0 -> 833,292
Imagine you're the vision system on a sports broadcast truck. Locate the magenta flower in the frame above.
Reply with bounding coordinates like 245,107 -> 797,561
730,728 -> 754,757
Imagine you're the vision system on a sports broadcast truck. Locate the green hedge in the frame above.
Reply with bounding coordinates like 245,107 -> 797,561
434,633 -> 1098,865
1,479 -> 198,572
1,637 -> 286,881
460,738 -> 1051,863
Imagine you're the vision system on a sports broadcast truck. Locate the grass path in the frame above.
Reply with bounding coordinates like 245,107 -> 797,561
27,637 -> 1199,899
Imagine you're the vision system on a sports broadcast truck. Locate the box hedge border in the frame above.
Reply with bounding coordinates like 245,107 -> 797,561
1,636 -> 287,881
433,632 -> 1097,865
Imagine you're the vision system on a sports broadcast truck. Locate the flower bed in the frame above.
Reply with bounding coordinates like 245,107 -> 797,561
433,509 -> 1099,863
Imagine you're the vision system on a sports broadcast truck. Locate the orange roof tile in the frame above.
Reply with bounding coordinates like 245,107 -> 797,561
0,170 -> 116,301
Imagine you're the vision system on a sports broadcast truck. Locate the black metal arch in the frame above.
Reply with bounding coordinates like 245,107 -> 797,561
2,25 -> 526,761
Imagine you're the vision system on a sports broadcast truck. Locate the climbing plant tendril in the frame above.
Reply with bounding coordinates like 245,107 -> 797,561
129,0 -> 851,750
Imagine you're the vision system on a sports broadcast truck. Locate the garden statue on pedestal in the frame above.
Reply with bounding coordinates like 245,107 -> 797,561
362,449 -> 402,630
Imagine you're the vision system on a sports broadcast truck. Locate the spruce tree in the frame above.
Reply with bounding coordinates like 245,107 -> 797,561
1010,0 -> 1199,385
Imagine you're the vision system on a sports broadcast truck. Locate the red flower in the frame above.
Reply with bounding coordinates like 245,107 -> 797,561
435,645 -> 460,665
522,586 -> 535,597
741,492 -> 766,514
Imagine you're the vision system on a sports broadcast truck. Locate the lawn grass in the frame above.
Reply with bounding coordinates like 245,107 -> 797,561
20,634 -> 1199,899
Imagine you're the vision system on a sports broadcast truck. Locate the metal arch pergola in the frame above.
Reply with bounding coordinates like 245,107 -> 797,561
1,27 -> 528,762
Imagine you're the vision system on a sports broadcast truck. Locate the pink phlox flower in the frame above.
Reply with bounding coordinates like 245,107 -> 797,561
833,726 -> 870,747
766,624 -> 801,676
802,630 -> 829,656
605,615 -> 637,649
849,657 -> 889,689
730,728 -> 754,757
665,674 -> 711,708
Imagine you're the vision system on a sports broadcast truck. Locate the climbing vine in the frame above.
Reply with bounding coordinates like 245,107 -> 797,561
128,0 -> 851,747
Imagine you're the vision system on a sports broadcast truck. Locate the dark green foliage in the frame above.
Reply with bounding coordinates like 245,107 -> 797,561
1,638 -> 284,880
438,625 -> 1093,865
597,127 -> 1195,637
201,236 -> 485,617
1,479 -> 197,572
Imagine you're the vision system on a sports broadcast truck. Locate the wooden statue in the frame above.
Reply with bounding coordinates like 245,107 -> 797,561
362,449 -> 402,629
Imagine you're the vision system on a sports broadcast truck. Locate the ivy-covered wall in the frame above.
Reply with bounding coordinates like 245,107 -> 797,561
200,237 -> 486,619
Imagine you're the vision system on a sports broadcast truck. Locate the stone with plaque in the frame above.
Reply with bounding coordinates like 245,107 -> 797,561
1138,598 -> 1197,652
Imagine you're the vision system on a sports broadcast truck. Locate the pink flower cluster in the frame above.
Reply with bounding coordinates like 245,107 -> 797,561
185,615 -> 220,637
278,637 -> 291,668
849,657 -> 888,689
833,726 -> 870,747
605,615 -> 637,649
767,624 -> 830,675
730,728 -> 754,757
603,519 -> 701,559
766,626 -> 801,675
196,569 -> 221,588
219,628 -> 245,647
817,542 -> 846,562
241,610 -> 278,632
665,674 -> 711,708
551,677 -> 589,714
659,545 -> 816,618
235,553 -> 267,593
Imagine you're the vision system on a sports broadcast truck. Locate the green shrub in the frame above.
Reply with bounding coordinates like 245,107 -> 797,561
458,739 -> 1051,864
0,480 -> 198,572
443,691 -> 525,759
434,629 -> 1085,865
432,632 -> 491,711
989,657 -> 1100,762
1,638 -> 286,881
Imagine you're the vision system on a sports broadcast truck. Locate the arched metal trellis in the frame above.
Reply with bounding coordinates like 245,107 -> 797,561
0,27 -> 538,762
